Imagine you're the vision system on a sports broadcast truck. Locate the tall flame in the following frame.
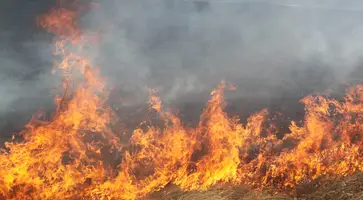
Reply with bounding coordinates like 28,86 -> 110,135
0,2 -> 362,200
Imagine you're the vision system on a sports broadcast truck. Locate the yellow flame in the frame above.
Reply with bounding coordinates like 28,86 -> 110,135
0,3 -> 362,200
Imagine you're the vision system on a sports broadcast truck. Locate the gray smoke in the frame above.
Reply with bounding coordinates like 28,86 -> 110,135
81,0 -> 362,104
0,0 -> 363,139
0,0 -> 56,139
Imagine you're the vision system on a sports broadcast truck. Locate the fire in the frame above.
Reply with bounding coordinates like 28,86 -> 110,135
0,2 -> 362,200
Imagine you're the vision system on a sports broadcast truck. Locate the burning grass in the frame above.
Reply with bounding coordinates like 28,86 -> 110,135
0,2 -> 362,199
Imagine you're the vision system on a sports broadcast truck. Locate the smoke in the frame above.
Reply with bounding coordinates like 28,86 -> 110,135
79,0 -> 363,104
0,0 -> 56,138
0,0 -> 363,138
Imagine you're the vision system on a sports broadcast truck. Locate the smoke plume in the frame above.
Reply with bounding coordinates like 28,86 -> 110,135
1,0 -> 363,139
80,0 -> 362,102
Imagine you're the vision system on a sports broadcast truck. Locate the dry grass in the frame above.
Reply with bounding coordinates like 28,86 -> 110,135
298,173 -> 363,200
146,173 -> 363,200
146,185 -> 290,200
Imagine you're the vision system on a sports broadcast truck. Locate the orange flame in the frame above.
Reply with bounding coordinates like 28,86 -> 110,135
0,2 -> 362,200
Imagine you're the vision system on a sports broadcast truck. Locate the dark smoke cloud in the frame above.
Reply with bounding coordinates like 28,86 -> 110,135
0,0 -> 56,139
1,0 -> 363,139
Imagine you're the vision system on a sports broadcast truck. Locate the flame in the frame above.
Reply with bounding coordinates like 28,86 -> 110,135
0,2 -> 362,200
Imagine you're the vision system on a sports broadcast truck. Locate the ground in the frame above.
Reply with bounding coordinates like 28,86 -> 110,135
146,173 -> 363,200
